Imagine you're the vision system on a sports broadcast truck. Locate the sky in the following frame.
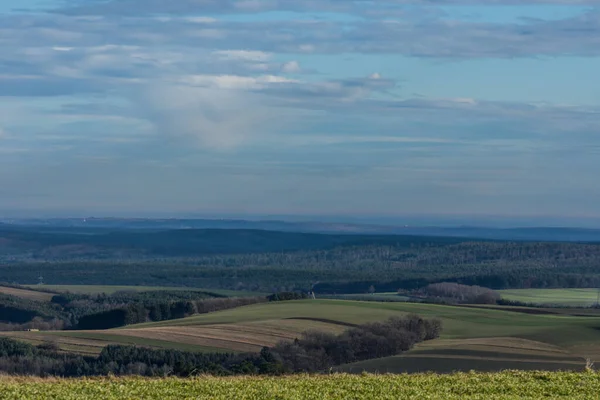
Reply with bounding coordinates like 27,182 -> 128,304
1,1 -> 600,224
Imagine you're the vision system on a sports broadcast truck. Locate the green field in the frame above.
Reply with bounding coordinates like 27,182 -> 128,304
499,289 -> 600,307
25,284 -> 265,297
132,300 -> 600,347
5,299 -> 600,372
337,337 -> 586,374
2,372 -> 600,399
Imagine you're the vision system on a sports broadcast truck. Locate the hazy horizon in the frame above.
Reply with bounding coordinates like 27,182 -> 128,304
1,1 -> 599,218
3,210 -> 600,229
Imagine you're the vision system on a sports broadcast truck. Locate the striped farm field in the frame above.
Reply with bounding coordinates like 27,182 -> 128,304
0,285 -> 55,302
2,372 -> 600,399
337,337 -> 587,374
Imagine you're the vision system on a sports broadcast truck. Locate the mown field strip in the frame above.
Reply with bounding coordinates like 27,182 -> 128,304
498,288 -> 600,306
2,372 -> 600,400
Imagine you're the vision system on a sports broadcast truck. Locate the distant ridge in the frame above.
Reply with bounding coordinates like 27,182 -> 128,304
2,218 -> 600,242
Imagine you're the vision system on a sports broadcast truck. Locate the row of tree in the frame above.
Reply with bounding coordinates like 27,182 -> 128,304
274,315 -> 442,372
77,296 -> 268,329
0,289 -> 269,330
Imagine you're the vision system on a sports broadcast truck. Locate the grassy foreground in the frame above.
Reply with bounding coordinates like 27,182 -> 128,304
1,372 -> 600,399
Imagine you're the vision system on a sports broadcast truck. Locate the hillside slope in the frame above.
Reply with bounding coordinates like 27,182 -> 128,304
4,299 -> 600,372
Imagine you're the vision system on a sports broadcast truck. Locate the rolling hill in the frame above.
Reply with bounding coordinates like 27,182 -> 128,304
4,299 -> 599,372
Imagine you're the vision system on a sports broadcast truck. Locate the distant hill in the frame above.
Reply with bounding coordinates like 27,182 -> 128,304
2,218 -> 600,242
0,226 -> 464,258
390,226 -> 600,243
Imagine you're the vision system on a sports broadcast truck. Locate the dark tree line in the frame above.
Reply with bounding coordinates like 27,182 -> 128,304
77,296 -> 268,330
77,292 -> 314,329
274,315 -> 442,372
0,314 -> 441,377
0,289 -> 268,331
1,288 -> 314,331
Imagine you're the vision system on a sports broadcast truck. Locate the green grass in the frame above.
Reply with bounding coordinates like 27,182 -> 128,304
336,337 -> 586,374
337,357 -> 585,374
2,372 -> 600,399
26,284 -> 266,297
499,289 -> 600,306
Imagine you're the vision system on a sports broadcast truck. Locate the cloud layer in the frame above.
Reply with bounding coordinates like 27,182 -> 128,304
54,0 -> 600,16
1,1 -> 600,219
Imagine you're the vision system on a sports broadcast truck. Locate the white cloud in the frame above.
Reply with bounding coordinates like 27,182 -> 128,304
54,0 -> 600,17
5,7 -> 600,61
180,74 -> 298,89
213,50 -> 271,62
135,84 -> 277,149
451,98 -> 478,105
185,17 -> 217,23
281,61 -> 302,73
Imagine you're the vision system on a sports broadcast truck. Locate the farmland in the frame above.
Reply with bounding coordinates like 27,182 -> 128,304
2,372 -> 600,400
498,288 -> 600,307
337,338 -> 586,373
4,226 -> 600,375
4,299 -> 600,372
130,300 -> 600,346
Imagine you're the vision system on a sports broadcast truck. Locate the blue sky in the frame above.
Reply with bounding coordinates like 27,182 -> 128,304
1,1 -> 600,224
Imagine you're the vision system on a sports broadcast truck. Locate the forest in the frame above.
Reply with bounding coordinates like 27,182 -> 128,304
2,226 -> 600,294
